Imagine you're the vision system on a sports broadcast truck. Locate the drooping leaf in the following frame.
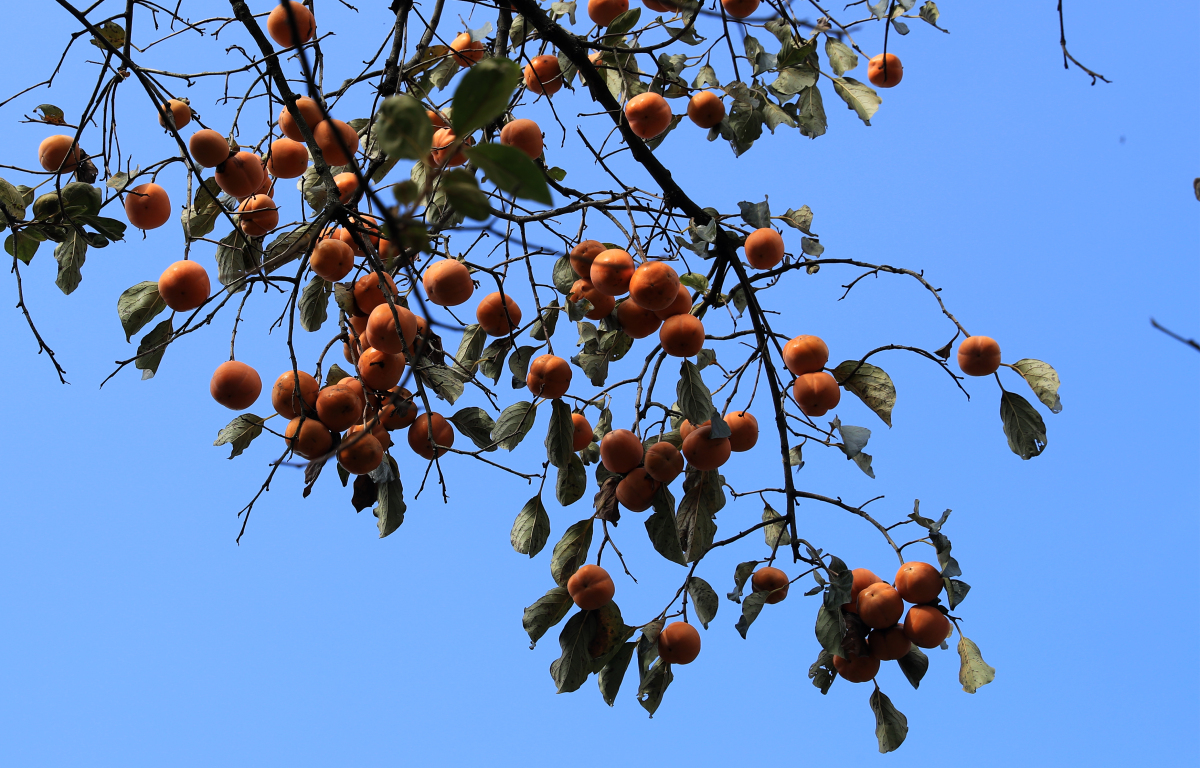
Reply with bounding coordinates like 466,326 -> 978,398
492,400 -> 537,450
676,469 -> 722,562
795,85 -> 827,138
824,37 -> 859,76
808,649 -> 836,694
298,276 -> 331,332
1000,390 -> 1048,459
814,604 -> 845,657
180,178 -> 224,240
53,229 -> 87,295
636,659 -> 672,718
645,485 -> 686,565
374,465 -> 406,538
135,317 -> 172,380
1013,358 -> 1063,413
117,281 -> 167,342
465,144 -> 552,205
213,413 -> 264,459
727,560 -> 757,604
676,360 -> 714,427
833,360 -> 896,427
598,641 -> 636,706
687,577 -> 719,629
869,689 -> 908,753
449,406 -> 497,451
897,645 -> 929,689
958,635 -> 996,693
375,94 -> 434,161
762,504 -> 791,549
549,518 -> 594,586
523,586 -> 574,646
734,591 -> 769,639
511,495 -> 551,557
550,610 -> 597,694
556,453 -> 588,506
832,77 -> 881,125
451,58 -> 522,136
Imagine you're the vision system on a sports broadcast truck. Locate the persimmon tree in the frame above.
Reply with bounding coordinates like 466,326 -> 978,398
0,0 -> 1094,751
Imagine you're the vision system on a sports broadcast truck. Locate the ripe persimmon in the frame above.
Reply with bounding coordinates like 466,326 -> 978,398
252,161 -> 275,197
654,284 -> 692,320
615,298 -> 661,338
284,416 -> 333,459
857,583 -> 904,629
499,118 -> 543,160
628,261 -> 680,312
339,431 -> 383,475
272,370 -> 319,418
316,383 -> 365,432
353,271 -> 398,314
476,292 -> 522,336
681,425 -> 731,470
590,249 -> 635,296
868,53 -> 903,88
350,421 -> 392,451
957,335 -> 1001,377
600,429 -> 643,474
616,468 -> 660,512
843,567 -> 883,613
658,622 -> 700,664
124,183 -> 171,230
408,412 -> 454,459
867,625 -> 912,661
904,605 -> 951,648
266,137 -> 308,178
267,1 -> 315,48
568,279 -> 615,321
659,313 -> 705,357
449,32 -> 486,66
782,335 -> 828,375
686,91 -> 726,129
215,151 -> 266,198
588,0 -> 629,27
625,92 -> 672,140
524,55 -> 562,96
278,97 -> 324,141
379,387 -> 418,430
340,377 -> 369,414
430,127 -> 471,168
38,135 -> 81,173
832,653 -> 879,683
721,0 -> 759,19
751,567 -> 790,604
335,214 -> 381,255
423,259 -> 474,306
309,238 -> 354,281
678,418 -> 706,441
158,260 -> 210,311
793,372 -> 840,417
366,302 -> 418,354
189,130 -> 230,168
526,354 -> 572,399
333,172 -> 358,203
571,413 -> 593,451
157,99 -> 191,130
209,360 -> 262,410
570,240 -> 605,278
314,119 -> 360,166
724,411 -> 758,452
237,194 -> 278,237
427,109 -> 449,129
357,347 -> 406,391
567,564 -> 615,610
895,561 -> 943,605
644,441 -> 684,483
744,228 -> 784,270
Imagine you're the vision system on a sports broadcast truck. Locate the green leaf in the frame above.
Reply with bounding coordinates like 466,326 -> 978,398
181,178 -> 224,240
509,345 -> 536,390
1000,390 -> 1047,459
530,300 -> 560,341
0,178 -> 28,225
546,399 -> 575,469
869,689 -> 908,753
636,659 -> 672,718
550,610 -> 598,694
324,363 -> 351,386
678,272 -> 708,293
823,555 -> 855,612
215,229 -> 262,291
1013,359 -> 1063,413
687,577 -> 719,629
605,7 -> 641,36
676,469 -> 722,562
598,641 -> 636,706
549,518 -> 594,586
780,205 -> 814,234
135,317 -> 172,380
588,601 -> 636,674
4,231 -> 41,263
958,635 -> 996,693
824,37 -> 859,76
644,485 -> 686,565
833,360 -> 896,427
523,586 -> 574,646
452,323 -> 488,381
808,649 -> 836,694
511,495 -> 551,557
556,453 -> 588,506
675,360 -> 715,427
476,337 -> 511,384
919,1 -> 948,31
449,406 -> 497,451
89,20 -> 126,50
832,77 -> 881,125
77,214 -> 126,241
441,168 -> 492,221
375,94 -> 434,161
374,465 -> 406,538
762,503 -> 790,549
464,144 -> 552,205
299,276 -> 331,332
795,86 -> 827,139
552,255 -> 577,295
53,229 -> 87,295
727,560 -> 757,603
414,360 -> 465,404
117,281 -> 167,342
264,222 -> 319,270
946,578 -> 971,609
762,103 -> 796,132
692,65 -> 720,89
814,604 -> 845,657
213,413 -> 264,459
451,58 -> 522,137
492,400 -> 537,450
897,645 -> 929,689
737,199 -> 771,229
734,591 -> 769,639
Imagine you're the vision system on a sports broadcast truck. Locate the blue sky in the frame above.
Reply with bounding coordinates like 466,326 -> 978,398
0,1 -> 1196,766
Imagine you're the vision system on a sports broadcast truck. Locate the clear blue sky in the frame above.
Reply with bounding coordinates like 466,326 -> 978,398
0,1 -> 1196,765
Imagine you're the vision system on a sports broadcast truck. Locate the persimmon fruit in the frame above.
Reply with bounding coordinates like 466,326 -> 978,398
624,92 -> 672,140
315,119 -> 360,166
659,313 -> 705,357
430,127 -> 470,168
744,228 -> 784,270
500,118 -> 543,160
600,429 -> 643,474
616,298 -> 662,338
267,1 -> 315,48
904,605 -> 951,648
272,370 -> 319,419
309,239 -> 354,281
628,261 -> 680,312
158,260 -> 210,311
366,302 -> 418,354
867,625 -> 912,661
188,130 -> 230,168
353,271 -> 399,314
957,335 -> 1001,377
570,413 -> 593,451
567,564 -> 615,610
868,53 -> 903,88
568,279 -> 615,321
339,431 -> 383,475
157,99 -> 191,130
449,32 -> 486,66
856,582 -> 904,629
644,441 -> 683,483
681,425 -> 731,470
782,334 -> 828,375
215,151 -> 266,199
570,240 -> 605,279
476,292 -> 522,336
38,135 -> 81,172
316,383 -> 365,432
284,416 -> 333,459
209,360 -> 262,410
793,372 -> 840,417
590,249 -> 635,296
266,137 -> 308,178
408,412 -> 454,459
278,97 -> 323,141
895,561 -> 943,604
751,567 -> 790,604
843,567 -> 883,613
124,183 -> 171,230
379,387 -> 418,430
524,55 -> 562,96
526,354 -> 572,399
686,91 -> 726,129
356,347 -> 406,391
654,284 -> 692,320
588,0 -> 629,27
423,259 -> 474,306
721,0 -> 760,19
658,622 -> 700,664
616,468 -> 659,512
237,194 -> 278,237
724,411 -> 758,452
832,653 -> 879,683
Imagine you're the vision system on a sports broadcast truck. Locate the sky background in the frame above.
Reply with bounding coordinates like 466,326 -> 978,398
0,1 -> 1197,766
